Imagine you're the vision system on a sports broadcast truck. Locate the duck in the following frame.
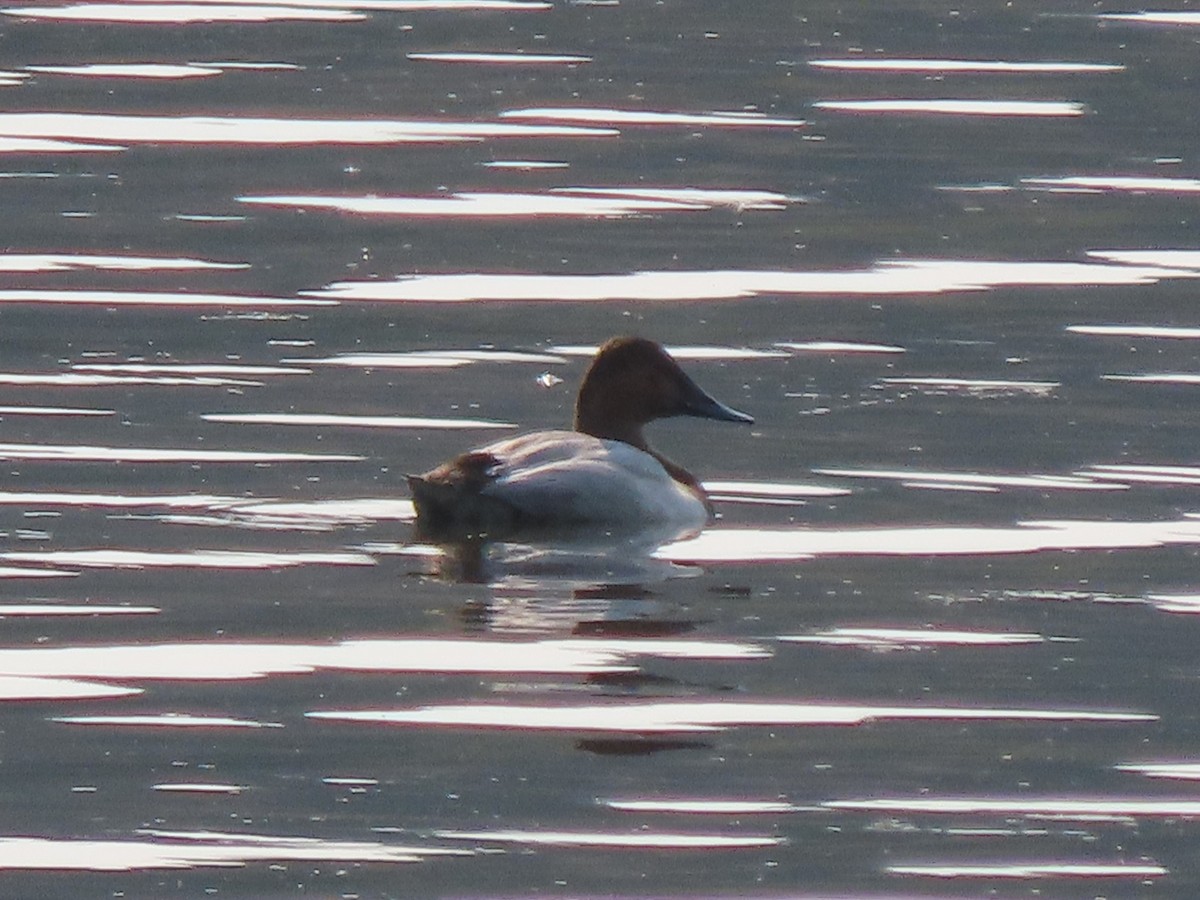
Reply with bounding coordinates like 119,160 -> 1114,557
408,336 -> 753,536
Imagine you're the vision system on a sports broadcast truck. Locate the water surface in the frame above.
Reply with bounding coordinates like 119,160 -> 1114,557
2,1 -> 1200,896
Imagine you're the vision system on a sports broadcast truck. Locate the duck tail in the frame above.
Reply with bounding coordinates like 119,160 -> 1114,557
406,473 -> 458,529
407,455 -> 519,537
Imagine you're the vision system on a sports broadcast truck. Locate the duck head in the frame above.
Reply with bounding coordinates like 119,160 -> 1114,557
573,336 -> 753,449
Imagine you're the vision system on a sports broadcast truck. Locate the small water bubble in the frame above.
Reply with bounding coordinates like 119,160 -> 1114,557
536,372 -> 564,388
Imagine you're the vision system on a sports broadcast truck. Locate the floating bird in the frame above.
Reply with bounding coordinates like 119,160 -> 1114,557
408,336 -> 752,536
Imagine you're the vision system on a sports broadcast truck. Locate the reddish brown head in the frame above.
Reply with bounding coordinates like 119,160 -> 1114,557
572,337 -> 753,448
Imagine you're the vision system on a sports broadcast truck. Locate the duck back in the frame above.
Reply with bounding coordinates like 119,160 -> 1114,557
410,431 -> 708,535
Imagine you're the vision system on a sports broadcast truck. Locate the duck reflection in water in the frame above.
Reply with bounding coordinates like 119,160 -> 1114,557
409,336 -> 753,540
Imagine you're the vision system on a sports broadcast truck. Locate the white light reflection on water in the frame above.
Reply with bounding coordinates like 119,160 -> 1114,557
307,701 -> 1153,734
703,480 -> 851,503
0,405 -> 114,416
0,566 -> 77,579
0,253 -> 246,271
0,831 -> 466,870
0,549 -> 373,569
0,675 -> 139,700
1104,373 -> 1200,386
888,861 -> 1165,879
500,107 -> 804,127
52,714 -> 282,728
779,628 -> 1047,650
550,344 -> 787,360
240,191 -> 706,217
0,443 -> 362,462
175,213 -> 246,223
26,64 -> 223,79
0,637 -> 766,682
1089,249 -> 1200,268
1024,175 -> 1200,193
309,258 -> 1194,302
152,783 -> 244,794
0,603 -> 157,616
141,511 -> 358,532
26,61 -> 295,79
0,372 -> 267,387
1146,594 -> 1200,614
481,159 -> 568,170
808,58 -> 1123,74
1079,464 -> 1200,486
878,377 -> 1060,397
551,186 -> 793,210
825,797 -> 1200,820
3,3 -> 366,22
201,412 -> 514,429
0,490 -> 250,509
778,340 -> 906,354
239,185 -> 795,218
288,348 -> 566,367
603,799 -> 799,814
436,829 -> 782,849
74,363 -> 306,377
816,100 -> 1085,117
408,51 -> 591,64
199,61 -> 299,70
0,490 -> 415,527
0,112 -> 614,147
0,137 -> 123,153
1069,324 -> 1200,339
1101,11 -> 1200,25
656,517 -> 1200,563
814,467 -> 1119,492
1117,762 -> 1200,780
4,0 -> 550,23
223,497 -> 415,524
0,289 -> 329,306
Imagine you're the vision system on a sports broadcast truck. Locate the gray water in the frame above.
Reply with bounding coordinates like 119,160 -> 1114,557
1,1 -> 1200,896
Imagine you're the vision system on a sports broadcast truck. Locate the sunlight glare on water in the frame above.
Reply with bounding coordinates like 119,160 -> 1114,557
308,258 -> 1199,302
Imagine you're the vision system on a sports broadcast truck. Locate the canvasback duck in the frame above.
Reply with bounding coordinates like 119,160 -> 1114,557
408,336 -> 752,535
